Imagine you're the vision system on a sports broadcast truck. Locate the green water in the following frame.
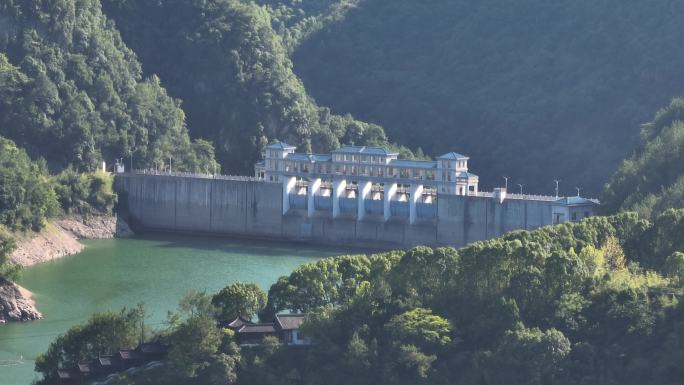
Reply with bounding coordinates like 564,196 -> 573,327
0,235 -> 354,385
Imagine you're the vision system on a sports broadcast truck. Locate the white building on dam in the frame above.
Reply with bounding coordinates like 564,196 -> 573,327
255,142 -> 598,225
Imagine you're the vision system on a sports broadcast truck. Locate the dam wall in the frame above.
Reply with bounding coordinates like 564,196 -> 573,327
115,174 -> 559,249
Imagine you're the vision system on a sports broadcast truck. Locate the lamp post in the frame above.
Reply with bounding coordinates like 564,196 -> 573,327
517,183 -> 523,195
503,176 -> 509,191
575,187 -> 582,197
554,179 -> 560,198
169,156 -> 173,173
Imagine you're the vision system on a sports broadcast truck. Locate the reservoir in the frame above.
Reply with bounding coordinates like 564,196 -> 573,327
0,234 -> 355,385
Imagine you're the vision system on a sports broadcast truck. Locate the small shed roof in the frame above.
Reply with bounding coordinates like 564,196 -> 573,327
78,361 -> 96,374
119,349 -> 143,361
223,316 -> 253,330
275,314 -> 306,330
98,356 -> 117,367
136,342 -> 166,354
57,369 -> 79,379
238,323 -> 277,333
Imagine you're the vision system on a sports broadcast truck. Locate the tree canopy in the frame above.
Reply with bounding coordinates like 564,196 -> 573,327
0,136 -> 59,231
35,210 -> 684,385
0,0 -> 216,172
290,0 -> 684,194
101,0 -> 415,175
602,98 -> 684,217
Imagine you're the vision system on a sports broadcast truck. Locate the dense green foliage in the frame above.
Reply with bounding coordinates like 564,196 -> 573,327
39,211 -> 684,385
256,0 -> 363,52
212,282 -> 267,321
35,306 -> 146,383
602,98 -> 684,217
53,169 -> 117,215
101,0 -> 414,174
249,213 -> 684,385
0,136 -> 59,231
0,236 -> 19,281
0,0 -> 215,172
291,0 -> 684,194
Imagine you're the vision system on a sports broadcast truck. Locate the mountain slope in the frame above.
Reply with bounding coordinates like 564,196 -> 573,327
602,98 -> 684,216
292,0 -> 684,194
0,0 -> 215,172
102,0 -> 412,174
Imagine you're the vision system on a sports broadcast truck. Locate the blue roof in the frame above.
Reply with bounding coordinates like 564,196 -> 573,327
332,146 -> 397,156
285,153 -> 332,162
556,197 -> 599,206
456,171 -> 478,179
311,154 -> 332,162
389,159 -> 437,169
437,152 -> 469,160
286,153 -> 313,161
266,141 -> 296,150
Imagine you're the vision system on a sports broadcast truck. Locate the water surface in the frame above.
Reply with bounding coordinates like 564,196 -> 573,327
0,234 -> 355,384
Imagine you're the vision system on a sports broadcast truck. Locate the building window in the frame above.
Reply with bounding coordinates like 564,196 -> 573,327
572,213 -> 577,221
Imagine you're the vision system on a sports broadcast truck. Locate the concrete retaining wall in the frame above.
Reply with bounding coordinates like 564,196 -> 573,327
116,174 -> 557,249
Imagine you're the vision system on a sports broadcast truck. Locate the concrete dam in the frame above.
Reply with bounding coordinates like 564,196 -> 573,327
115,172 -> 594,249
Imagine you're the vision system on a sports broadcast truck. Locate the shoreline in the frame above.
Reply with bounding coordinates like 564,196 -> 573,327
1,214 -> 133,323
10,214 -> 133,268
15,284 -> 35,307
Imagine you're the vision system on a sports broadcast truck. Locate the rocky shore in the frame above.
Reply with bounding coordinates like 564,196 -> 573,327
1,214 -> 133,323
0,278 -> 42,322
10,214 -> 133,267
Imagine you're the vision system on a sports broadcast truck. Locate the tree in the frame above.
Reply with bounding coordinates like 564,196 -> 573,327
35,306 -> 146,383
0,136 -> 59,231
385,308 -> 452,349
167,314 -> 223,378
211,283 -> 267,321
0,236 -> 20,281
664,252 -> 684,283
0,1 -> 217,172
482,327 -> 572,385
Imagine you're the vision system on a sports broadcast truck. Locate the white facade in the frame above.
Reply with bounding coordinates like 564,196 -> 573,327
255,142 -> 479,196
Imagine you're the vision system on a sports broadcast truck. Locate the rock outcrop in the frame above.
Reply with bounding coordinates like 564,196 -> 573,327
57,214 -> 134,240
10,215 -> 134,267
3,214 -> 134,323
10,222 -> 84,267
0,278 -> 42,322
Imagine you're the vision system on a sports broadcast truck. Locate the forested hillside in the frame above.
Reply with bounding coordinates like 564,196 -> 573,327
101,0 -> 412,174
602,98 -> 684,217
0,0 -> 216,172
35,211 -> 684,385
292,0 -> 684,194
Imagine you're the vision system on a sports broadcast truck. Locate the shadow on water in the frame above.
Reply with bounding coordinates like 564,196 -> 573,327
136,229 -> 385,257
